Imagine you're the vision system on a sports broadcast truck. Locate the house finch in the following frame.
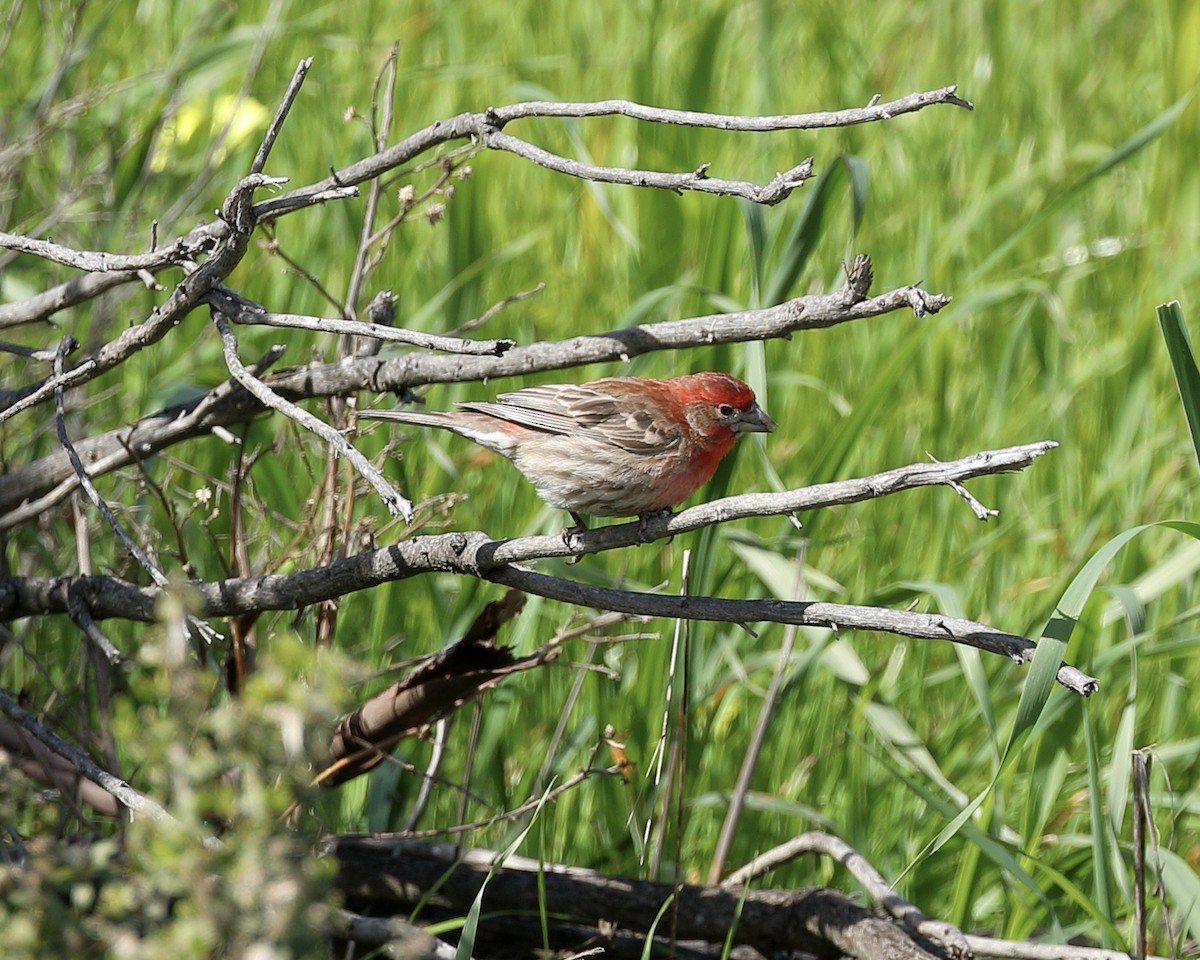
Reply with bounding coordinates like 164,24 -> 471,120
363,372 -> 775,524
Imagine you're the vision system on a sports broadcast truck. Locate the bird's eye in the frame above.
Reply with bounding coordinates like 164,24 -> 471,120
717,403 -> 736,418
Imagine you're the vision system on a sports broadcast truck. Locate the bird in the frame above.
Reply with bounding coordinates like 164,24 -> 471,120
362,372 -> 775,527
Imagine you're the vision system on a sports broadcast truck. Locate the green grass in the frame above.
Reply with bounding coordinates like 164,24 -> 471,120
3,0 -> 1200,950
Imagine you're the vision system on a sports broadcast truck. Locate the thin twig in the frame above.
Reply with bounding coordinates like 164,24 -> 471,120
67,586 -> 124,666
158,0 -> 290,228
644,549 -> 691,877
210,312 -> 414,521
0,687 -> 170,821
54,338 -> 218,646
486,86 -> 974,129
483,129 -> 814,206
928,451 -> 999,519
0,344 -> 287,531
402,717 -> 448,834
206,289 -> 514,356
344,45 -> 398,327
53,337 -> 169,590
1,172 -> 283,423
0,340 -> 57,360
446,282 -> 546,336
250,56 -> 312,175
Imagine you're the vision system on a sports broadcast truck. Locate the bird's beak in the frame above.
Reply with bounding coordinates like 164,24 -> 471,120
736,402 -> 776,434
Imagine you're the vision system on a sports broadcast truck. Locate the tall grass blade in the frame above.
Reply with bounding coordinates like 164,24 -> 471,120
762,156 -> 865,306
1158,300 -> 1200,474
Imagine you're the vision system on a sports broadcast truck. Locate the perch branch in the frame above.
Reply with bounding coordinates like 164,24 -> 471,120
0,436 -> 1097,695
496,441 -> 1059,563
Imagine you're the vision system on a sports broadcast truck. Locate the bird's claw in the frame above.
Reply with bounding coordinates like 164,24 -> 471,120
562,512 -> 588,562
636,508 -> 673,543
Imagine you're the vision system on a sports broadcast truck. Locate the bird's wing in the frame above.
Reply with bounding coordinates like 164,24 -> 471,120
463,383 -> 683,454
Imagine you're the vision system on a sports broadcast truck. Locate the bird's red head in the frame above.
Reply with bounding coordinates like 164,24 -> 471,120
673,372 -> 776,443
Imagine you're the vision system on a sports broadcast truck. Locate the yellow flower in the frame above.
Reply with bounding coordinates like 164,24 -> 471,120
150,94 -> 270,172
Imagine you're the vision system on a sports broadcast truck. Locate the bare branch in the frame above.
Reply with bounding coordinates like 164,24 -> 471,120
482,128 -> 813,205
206,288 -> 515,356
249,57 -> 312,176
0,230 -> 191,273
54,337 -> 171,591
709,549 -> 804,885
0,257 -> 941,520
67,585 -> 125,666
364,257 -> 945,387
0,438 -> 1098,699
211,312 -> 414,521
723,832 -> 969,960
0,727 -> 122,819
965,937 -> 1162,960
329,910 -> 452,960
0,76 -> 956,417
55,337 -> 220,647
564,826 -> 1168,960
486,85 -> 974,129
0,173 -> 281,423
1,85 -> 959,283
400,764 -> 624,841
0,270 -> 149,329
344,46 -> 398,324
0,686 -> 170,821
334,837 -> 942,960
484,565 -> 1098,696
0,344 -> 286,530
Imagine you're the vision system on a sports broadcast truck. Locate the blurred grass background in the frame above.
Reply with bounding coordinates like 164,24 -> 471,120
2,0 -> 1200,945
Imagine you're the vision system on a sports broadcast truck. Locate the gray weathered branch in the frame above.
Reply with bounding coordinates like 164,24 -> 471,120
0,254 -> 941,523
0,442 -> 1096,695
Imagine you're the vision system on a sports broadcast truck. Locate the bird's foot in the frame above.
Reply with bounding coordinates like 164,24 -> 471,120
562,512 -> 588,562
636,508 -> 673,543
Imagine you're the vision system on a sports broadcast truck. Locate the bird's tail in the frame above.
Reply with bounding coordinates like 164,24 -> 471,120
360,407 -> 458,431
360,406 -> 516,457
